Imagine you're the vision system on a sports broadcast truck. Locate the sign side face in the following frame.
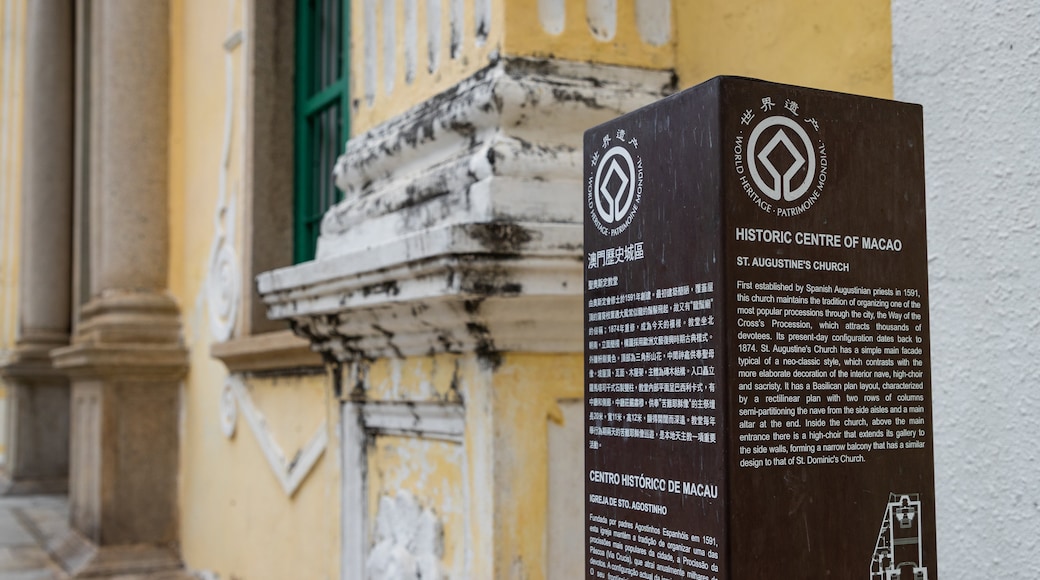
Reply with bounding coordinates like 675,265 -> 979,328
584,82 -> 729,580
720,77 -> 936,578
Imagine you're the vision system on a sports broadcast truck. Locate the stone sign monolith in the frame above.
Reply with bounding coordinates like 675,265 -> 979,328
584,77 -> 936,580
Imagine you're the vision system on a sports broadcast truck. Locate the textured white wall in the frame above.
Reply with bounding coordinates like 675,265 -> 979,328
893,2 -> 1040,577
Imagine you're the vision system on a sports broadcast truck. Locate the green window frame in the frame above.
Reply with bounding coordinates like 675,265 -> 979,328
294,0 -> 350,263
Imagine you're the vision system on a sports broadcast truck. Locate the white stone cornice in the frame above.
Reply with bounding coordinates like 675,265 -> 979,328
360,401 -> 465,443
257,58 -> 673,363
321,58 -> 673,260
277,247 -> 583,363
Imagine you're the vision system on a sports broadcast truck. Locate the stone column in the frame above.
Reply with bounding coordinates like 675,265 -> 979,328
0,0 -> 74,495
50,0 -> 187,574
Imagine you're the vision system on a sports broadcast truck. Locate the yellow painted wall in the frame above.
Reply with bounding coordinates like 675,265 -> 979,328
164,1 -> 893,578
0,0 -> 27,465
346,352 -> 587,579
359,354 -> 469,577
489,353 -> 583,579
169,0 -> 340,578
367,435 -> 467,574
676,0 -> 893,98
177,368 -> 340,580
503,0 -> 674,69
354,1 -> 891,135
351,352 -> 585,579
350,0 -> 504,134
351,0 -> 675,134
361,353 -> 464,402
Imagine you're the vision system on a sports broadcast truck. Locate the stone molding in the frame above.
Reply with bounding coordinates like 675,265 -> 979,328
52,292 -> 188,381
210,329 -> 323,373
257,58 -> 673,363
0,342 -> 70,494
205,8 -> 245,344
0,342 -> 68,381
361,401 -> 466,443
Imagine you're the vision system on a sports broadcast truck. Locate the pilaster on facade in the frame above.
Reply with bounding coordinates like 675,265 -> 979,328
53,292 -> 188,381
42,274 -> 188,579
258,57 -> 674,363
43,284 -> 188,579
0,0 -> 74,496
0,341 -> 70,495
34,1 -> 189,576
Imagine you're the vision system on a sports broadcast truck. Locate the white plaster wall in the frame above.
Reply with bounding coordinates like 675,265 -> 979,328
892,2 -> 1040,577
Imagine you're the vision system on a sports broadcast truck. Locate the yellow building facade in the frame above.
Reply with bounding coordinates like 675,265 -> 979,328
0,1 -> 891,578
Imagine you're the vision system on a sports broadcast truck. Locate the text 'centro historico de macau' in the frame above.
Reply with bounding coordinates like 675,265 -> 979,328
584,77 -> 937,580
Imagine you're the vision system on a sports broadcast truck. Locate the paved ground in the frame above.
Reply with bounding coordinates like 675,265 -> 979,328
0,496 -> 196,580
0,495 -> 66,579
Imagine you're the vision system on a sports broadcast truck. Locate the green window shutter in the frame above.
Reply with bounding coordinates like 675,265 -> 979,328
294,0 -> 350,263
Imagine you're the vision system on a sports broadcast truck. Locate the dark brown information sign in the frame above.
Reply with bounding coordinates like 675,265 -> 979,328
584,77 -> 936,580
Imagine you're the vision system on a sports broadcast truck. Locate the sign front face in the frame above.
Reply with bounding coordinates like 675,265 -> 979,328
585,77 -> 936,580
584,83 -> 728,580
723,80 -> 935,579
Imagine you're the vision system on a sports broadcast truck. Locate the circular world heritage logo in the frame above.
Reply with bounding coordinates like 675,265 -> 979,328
588,128 -> 643,236
733,96 -> 828,217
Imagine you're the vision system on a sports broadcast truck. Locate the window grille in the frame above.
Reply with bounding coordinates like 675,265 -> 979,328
295,0 -> 349,263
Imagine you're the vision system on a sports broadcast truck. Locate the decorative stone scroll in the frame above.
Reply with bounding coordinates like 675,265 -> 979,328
205,0 -> 245,344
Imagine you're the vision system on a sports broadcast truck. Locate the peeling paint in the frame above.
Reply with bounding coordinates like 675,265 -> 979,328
367,436 -> 465,577
505,0 -> 673,71
382,0 -> 396,95
538,0 -> 565,36
463,221 -> 534,254
404,0 -> 417,83
586,0 -> 617,41
450,0 -> 464,59
426,0 -> 441,73
258,58 -> 673,363
635,0 -> 671,47
363,0 -> 378,106
474,0 -> 490,45
358,354 -> 465,403
465,321 -> 501,371
367,491 -> 446,580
